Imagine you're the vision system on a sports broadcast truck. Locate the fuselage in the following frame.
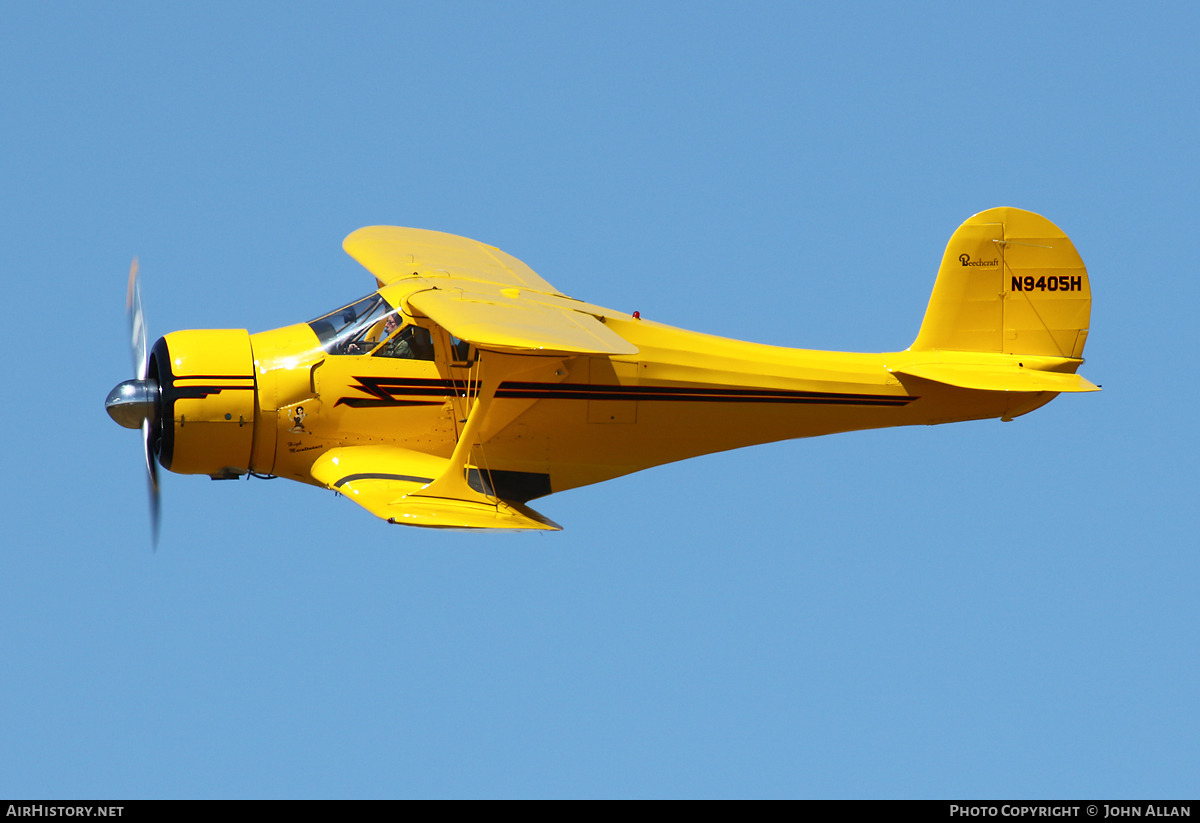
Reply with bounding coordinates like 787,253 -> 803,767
154,295 -> 1058,501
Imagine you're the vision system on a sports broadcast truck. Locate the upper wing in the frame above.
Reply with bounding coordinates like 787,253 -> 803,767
405,288 -> 638,356
343,226 -> 562,294
345,225 -> 637,357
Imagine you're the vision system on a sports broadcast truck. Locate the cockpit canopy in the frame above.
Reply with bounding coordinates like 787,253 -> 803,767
308,294 -> 434,360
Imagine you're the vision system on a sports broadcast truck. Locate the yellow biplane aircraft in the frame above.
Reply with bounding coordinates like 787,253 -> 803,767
106,207 -> 1097,536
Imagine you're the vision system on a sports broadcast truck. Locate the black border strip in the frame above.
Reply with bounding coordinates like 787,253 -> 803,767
498,381 -> 907,401
172,374 -> 255,381
494,389 -> 912,406
334,472 -> 434,488
334,398 -> 443,408
340,376 -> 917,407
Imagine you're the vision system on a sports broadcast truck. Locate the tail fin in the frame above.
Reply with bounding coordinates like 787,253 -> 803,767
912,208 -> 1091,358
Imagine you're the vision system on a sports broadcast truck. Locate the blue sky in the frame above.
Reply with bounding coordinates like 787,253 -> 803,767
2,2 -> 1197,798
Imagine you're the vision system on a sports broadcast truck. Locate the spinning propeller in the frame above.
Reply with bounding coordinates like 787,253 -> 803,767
104,258 -> 162,546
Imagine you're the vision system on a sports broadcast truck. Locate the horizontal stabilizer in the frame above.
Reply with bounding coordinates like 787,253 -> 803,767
407,288 -> 638,356
892,363 -> 1099,393
310,446 -> 561,530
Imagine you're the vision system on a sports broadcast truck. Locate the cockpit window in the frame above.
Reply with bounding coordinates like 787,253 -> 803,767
308,294 -> 437,360
308,295 -> 396,355
448,335 -> 472,363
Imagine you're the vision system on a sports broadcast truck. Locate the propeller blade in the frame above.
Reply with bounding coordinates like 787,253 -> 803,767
120,256 -> 160,548
127,257 -> 147,380
143,418 -> 160,549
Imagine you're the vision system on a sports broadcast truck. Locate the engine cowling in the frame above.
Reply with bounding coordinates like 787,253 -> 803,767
149,330 -> 257,478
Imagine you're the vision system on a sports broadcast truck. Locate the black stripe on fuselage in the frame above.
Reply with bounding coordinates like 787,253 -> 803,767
334,398 -> 443,408
498,391 -> 912,406
494,382 -> 916,406
337,376 -> 917,408
498,381 -> 896,399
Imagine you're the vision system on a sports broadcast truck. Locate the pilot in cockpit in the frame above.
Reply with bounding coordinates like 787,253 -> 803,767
375,313 -> 412,359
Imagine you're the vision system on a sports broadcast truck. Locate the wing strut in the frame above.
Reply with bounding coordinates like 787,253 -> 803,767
411,354 -> 500,504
